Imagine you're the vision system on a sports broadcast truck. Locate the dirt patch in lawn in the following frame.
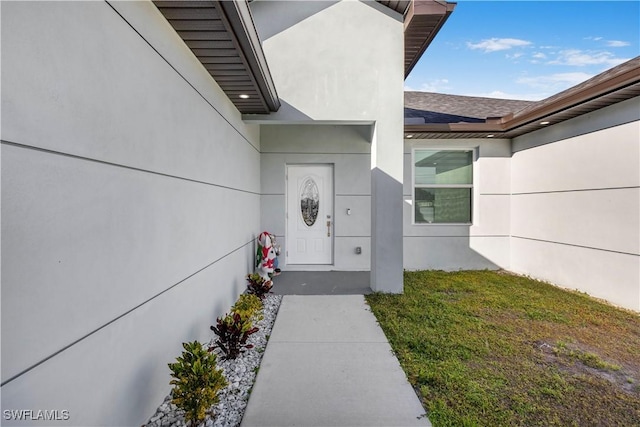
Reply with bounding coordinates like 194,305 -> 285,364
534,339 -> 639,395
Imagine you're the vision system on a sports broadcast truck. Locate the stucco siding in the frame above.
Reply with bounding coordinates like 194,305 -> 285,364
0,244 -> 254,427
250,0 -> 403,124
251,0 -> 404,290
1,1 -> 259,425
510,101 -> 640,311
403,139 -> 511,270
404,236 -> 510,271
260,125 -> 371,271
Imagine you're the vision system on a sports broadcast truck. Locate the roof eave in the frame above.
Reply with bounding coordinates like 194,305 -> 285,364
503,58 -> 640,133
154,0 -> 279,114
215,0 -> 280,112
405,123 -> 504,133
376,0 -> 412,16
404,1 -> 456,78
405,122 -> 506,140
405,57 -> 640,139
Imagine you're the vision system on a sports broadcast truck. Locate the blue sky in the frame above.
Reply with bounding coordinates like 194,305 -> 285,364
405,1 -> 640,100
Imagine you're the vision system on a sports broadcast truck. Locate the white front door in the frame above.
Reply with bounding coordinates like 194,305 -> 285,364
286,164 -> 333,265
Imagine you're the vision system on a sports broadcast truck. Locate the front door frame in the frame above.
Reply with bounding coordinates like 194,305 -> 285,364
285,163 -> 334,266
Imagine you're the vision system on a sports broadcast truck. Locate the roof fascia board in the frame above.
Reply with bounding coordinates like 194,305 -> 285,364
504,63 -> 640,130
405,122 -> 504,133
404,1 -> 414,30
414,0 -> 456,15
214,0 -> 280,112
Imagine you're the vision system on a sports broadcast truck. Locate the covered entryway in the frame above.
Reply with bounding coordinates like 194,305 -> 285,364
286,164 -> 334,265
256,122 -> 403,293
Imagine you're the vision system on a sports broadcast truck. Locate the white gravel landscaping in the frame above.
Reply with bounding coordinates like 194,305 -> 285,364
144,294 -> 282,427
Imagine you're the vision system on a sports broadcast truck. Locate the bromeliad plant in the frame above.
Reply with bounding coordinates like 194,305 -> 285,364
210,312 -> 259,360
168,341 -> 227,427
245,273 -> 273,300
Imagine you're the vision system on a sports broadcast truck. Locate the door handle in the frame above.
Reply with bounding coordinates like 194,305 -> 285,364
327,220 -> 331,237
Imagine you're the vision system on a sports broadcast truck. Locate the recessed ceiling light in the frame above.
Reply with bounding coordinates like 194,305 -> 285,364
406,134 -> 413,138
486,134 -> 495,138
540,121 -> 550,125
239,94 -> 250,99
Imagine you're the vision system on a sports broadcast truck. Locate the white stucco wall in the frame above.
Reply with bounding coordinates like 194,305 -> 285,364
403,139 -> 512,270
250,0 -> 405,291
510,97 -> 640,311
1,1 -> 260,425
261,125 -> 372,270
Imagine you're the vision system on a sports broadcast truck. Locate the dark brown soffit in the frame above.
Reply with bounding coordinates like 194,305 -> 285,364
404,1 -> 456,78
375,1 -> 457,78
154,0 -> 280,114
376,0 -> 412,15
405,56 -> 640,139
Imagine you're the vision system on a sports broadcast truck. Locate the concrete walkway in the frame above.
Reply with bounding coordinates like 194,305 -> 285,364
241,295 -> 431,427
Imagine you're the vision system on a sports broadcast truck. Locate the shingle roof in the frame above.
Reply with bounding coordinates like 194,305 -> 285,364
405,56 -> 640,138
404,92 -> 534,124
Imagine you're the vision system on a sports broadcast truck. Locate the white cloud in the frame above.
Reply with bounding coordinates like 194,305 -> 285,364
405,79 -> 451,93
606,40 -> 631,47
530,52 -> 547,63
467,38 -> 532,53
584,37 -> 630,48
463,90 -> 549,101
506,52 -> 524,60
517,72 -> 594,91
464,72 -> 597,101
548,49 -> 629,67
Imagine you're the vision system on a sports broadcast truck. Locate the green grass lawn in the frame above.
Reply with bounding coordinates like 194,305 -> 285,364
365,270 -> 640,427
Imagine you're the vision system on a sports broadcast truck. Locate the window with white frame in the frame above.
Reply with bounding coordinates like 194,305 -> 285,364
413,149 -> 473,224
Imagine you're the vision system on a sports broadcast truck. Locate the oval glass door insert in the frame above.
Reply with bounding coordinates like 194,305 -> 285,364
300,178 -> 319,226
